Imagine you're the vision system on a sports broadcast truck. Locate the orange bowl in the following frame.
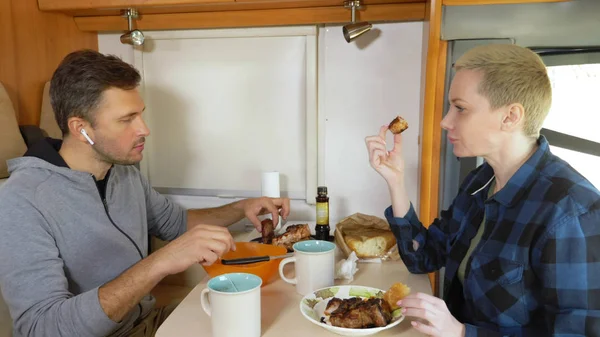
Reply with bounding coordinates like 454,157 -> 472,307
202,242 -> 287,286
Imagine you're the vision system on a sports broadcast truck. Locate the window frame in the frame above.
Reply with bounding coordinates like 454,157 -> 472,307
530,46 -> 600,158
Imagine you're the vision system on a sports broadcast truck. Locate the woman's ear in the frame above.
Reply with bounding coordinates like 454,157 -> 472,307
501,103 -> 525,132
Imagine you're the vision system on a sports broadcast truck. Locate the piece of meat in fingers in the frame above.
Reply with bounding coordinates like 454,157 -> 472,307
261,218 -> 275,244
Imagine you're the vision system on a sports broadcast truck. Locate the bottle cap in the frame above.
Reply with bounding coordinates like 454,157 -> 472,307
317,186 -> 328,194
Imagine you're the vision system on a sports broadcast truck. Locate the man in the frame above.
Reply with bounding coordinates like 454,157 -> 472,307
0,49 -> 289,337
366,44 -> 600,336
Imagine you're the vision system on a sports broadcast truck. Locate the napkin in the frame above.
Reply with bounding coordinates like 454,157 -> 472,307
335,251 -> 359,282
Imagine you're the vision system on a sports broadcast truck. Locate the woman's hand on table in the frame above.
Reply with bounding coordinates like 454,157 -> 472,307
238,197 -> 291,231
398,292 -> 465,337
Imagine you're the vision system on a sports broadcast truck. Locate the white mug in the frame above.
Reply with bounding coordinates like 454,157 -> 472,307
200,273 -> 262,337
278,240 -> 336,295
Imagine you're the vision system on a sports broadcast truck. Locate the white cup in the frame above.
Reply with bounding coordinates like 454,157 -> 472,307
261,171 -> 284,232
200,273 -> 262,337
278,240 -> 336,295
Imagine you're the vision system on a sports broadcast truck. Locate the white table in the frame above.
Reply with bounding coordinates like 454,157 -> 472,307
156,229 -> 432,337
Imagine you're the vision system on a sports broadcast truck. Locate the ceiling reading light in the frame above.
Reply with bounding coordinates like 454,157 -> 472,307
120,8 -> 145,46
342,0 -> 372,43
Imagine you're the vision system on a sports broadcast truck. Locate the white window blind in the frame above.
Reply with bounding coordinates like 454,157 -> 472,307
134,27 -> 318,202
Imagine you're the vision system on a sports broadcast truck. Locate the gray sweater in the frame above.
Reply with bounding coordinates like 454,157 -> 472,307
0,156 -> 187,336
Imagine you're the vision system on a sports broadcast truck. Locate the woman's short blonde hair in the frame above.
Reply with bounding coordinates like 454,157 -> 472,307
454,44 -> 552,137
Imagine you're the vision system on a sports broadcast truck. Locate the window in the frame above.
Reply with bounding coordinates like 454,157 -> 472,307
549,146 -> 600,188
540,52 -> 600,189
543,63 -> 600,143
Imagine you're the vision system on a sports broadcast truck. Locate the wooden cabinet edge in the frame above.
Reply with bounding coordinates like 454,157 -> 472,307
38,0 -> 233,11
74,3 -> 426,32
443,0 -> 571,6
38,0 -> 425,14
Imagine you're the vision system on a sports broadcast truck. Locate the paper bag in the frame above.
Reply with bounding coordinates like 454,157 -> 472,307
334,213 -> 400,263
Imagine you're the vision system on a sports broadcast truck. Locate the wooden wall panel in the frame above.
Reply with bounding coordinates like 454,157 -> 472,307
419,0 -> 445,296
39,0 -> 232,11
0,0 -> 19,116
10,0 -> 98,126
444,0 -> 569,5
0,0 -> 98,126
39,0 -> 423,16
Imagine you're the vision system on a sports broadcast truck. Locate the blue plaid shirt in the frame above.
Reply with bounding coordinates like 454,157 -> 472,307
386,136 -> 600,336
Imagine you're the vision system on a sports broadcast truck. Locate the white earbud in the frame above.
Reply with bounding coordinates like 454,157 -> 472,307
80,129 -> 95,145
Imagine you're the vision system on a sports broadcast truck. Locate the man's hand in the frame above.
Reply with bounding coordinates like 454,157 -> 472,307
398,292 -> 465,337
238,197 -> 291,231
99,224 -> 234,322
152,224 -> 236,276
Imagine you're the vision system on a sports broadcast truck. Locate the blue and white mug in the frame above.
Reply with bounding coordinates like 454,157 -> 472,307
278,240 -> 336,295
200,272 -> 262,337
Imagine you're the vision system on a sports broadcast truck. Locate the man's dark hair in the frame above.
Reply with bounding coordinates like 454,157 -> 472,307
50,49 -> 141,136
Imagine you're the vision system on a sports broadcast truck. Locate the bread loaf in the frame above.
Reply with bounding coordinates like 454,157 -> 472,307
344,229 -> 396,258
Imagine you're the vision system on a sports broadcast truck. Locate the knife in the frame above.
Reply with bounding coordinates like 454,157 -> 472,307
221,253 -> 293,265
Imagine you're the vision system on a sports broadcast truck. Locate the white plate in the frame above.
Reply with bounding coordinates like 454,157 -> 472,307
299,285 -> 404,336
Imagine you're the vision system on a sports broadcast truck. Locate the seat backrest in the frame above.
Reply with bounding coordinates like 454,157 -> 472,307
0,82 -> 27,180
0,82 -> 18,336
39,81 -> 62,140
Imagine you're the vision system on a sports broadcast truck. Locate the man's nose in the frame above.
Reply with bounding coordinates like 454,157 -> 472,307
138,118 -> 150,137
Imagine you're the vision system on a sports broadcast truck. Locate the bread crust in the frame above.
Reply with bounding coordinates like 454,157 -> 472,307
344,229 -> 396,258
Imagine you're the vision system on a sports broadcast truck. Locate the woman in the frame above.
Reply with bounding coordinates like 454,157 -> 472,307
366,44 -> 600,336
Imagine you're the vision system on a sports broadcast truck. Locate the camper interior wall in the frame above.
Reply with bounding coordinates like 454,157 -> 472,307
98,22 -> 424,228
99,22 -> 424,286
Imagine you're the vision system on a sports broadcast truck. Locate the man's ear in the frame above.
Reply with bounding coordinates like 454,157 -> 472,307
501,103 -> 525,132
66,117 -> 93,143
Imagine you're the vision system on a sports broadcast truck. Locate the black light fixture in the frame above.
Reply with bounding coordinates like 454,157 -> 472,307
342,0 -> 372,43
120,8 -> 145,46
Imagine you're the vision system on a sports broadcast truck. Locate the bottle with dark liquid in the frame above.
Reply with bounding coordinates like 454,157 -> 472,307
315,186 -> 331,241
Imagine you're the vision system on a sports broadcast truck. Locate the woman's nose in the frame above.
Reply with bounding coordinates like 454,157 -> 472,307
440,114 -> 452,130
